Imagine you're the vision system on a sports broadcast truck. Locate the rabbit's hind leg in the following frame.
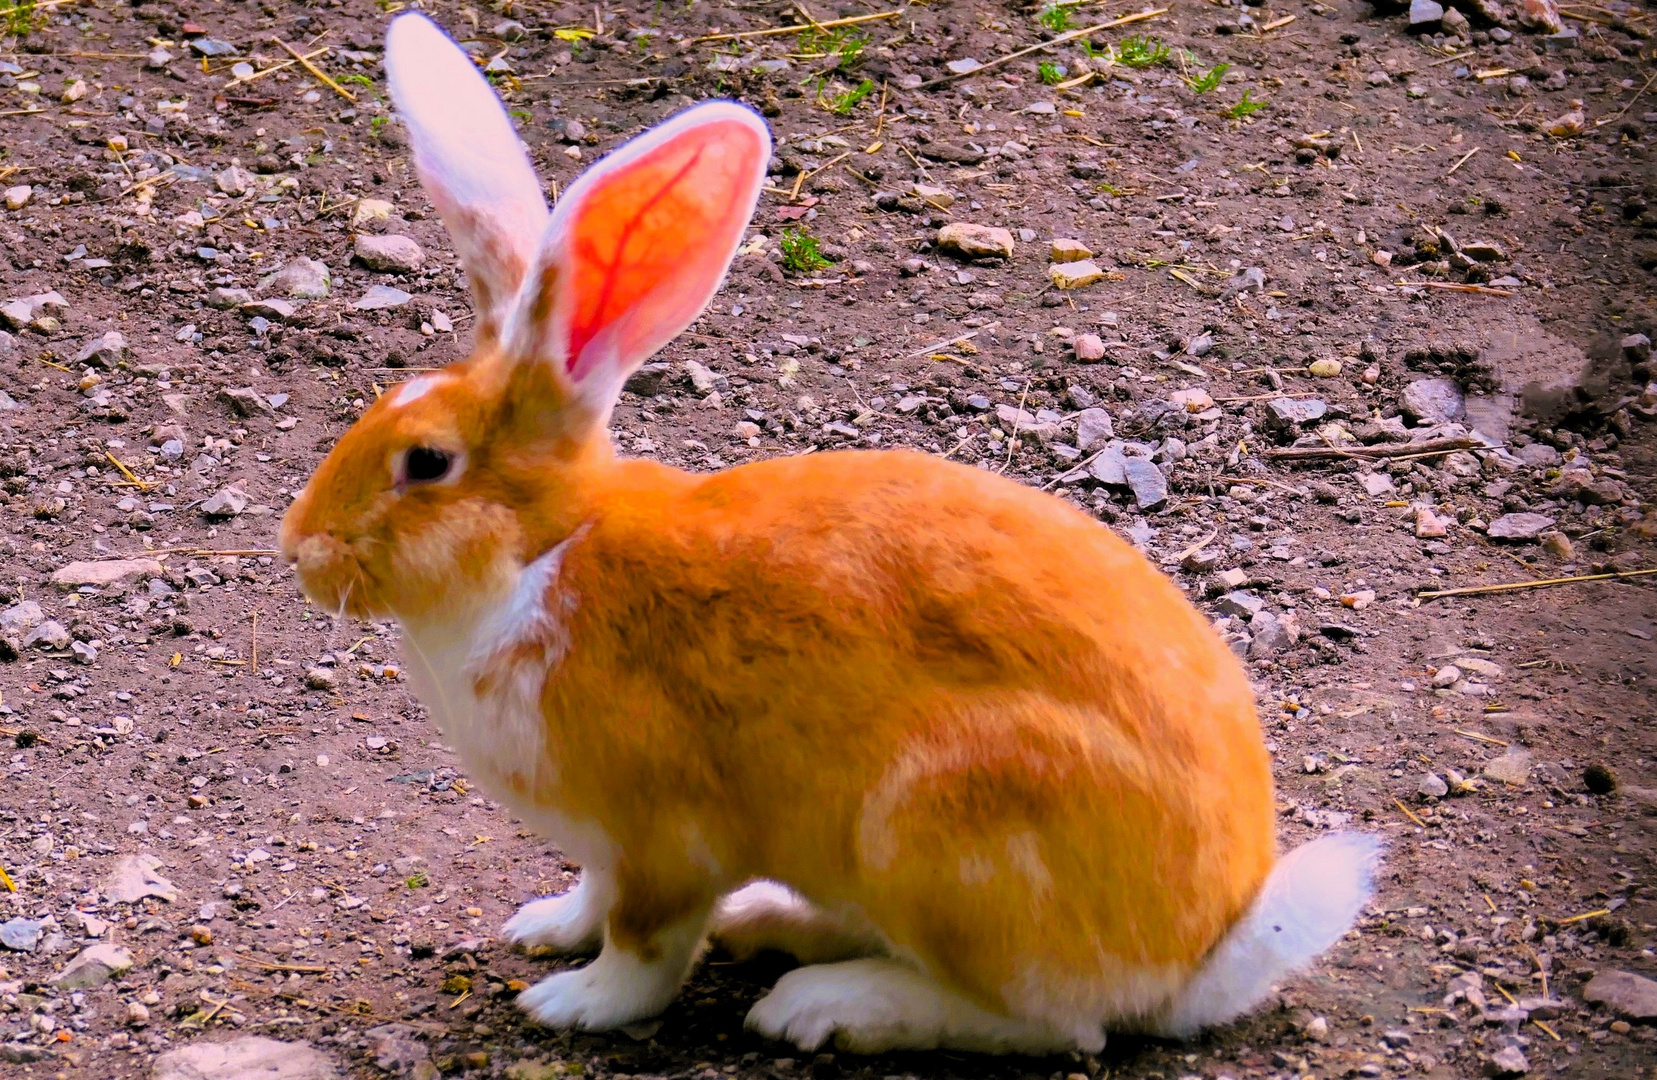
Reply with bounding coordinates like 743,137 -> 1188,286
502,869 -> 611,955
746,958 -> 1079,1054
711,881 -> 887,965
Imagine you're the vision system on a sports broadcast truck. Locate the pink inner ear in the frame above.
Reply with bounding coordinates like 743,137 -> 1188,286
562,117 -> 766,381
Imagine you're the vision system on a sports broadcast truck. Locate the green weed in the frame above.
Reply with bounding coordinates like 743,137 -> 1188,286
1225,89 -> 1269,118
1114,35 -> 1169,68
801,26 -> 867,70
1,0 -> 43,36
1038,2 -> 1071,33
1183,61 -> 1230,94
336,73 -> 374,87
824,76 -> 875,115
369,115 -> 390,138
1037,61 -> 1064,85
779,228 -> 830,274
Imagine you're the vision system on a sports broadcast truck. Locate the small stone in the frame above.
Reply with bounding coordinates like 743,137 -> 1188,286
1621,333 -> 1652,363
1367,70 -> 1392,86
1050,238 -> 1092,261
1264,397 -> 1328,432
1461,241 -> 1507,263
1049,259 -> 1107,289
1308,357 -> 1343,378
23,620 -> 71,651
1419,772 -> 1449,799
1539,529 -> 1573,560
62,79 -> 87,103
1415,506 -> 1450,539
1583,969 -> 1657,1021
74,330 -> 127,369
190,37 -> 238,57
200,486 -> 250,518
1073,333 -> 1106,361
936,222 -> 1014,259
3,185 -> 31,211
1221,266 -> 1266,299
1543,108 -> 1586,138
241,298 -> 297,321
1441,6 -> 1471,36
51,557 -> 163,589
221,386 -> 276,417
1484,1046 -> 1529,1077
1248,610 -> 1297,657
146,47 -> 174,69
1169,387 -> 1214,413
1402,377 -> 1465,425
261,256 -> 332,299
1186,334 -> 1214,357
216,165 -> 255,196
1431,664 -> 1463,688
1483,749 -> 1532,785
350,198 -> 396,230
207,286 -> 254,309
945,58 -> 983,75
152,1037 -> 341,1080
1583,763 -> 1616,795
1341,588 -> 1377,609
354,233 -> 425,274
1122,457 -> 1168,511
1075,408 -> 1114,451
49,943 -> 133,989
305,667 -> 338,691
1487,513 -> 1554,541
103,852 -> 178,903
125,1001 -> 150,1027
0,917 -> 45,952
354,285 -> 413,310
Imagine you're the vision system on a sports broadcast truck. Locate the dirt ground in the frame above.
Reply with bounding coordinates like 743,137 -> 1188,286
2,0 -> 1656,1077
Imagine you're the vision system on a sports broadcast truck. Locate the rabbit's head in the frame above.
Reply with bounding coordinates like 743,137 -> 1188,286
280,14 -> 769,622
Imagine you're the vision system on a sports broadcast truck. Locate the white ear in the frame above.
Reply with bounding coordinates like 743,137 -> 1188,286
385,13 -> 549,345
504,101 -> 772,422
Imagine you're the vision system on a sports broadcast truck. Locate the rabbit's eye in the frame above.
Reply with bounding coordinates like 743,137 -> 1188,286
404,447 -> 454,484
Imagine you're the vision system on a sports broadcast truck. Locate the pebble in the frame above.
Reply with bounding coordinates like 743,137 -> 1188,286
3,185 -> 31,210
200,486 -> 251,518
1121,457 -> 1168,511
261,256 -> 332,299
936,222 -> 1014,259
217,164 -> 256,196
1419,772 -> 1449,799
103,852 -> 178,903
354,285 -> 414,310
1487,513 -> 1554,541
74,330 -> 127,368
1484,1046 -> 1529,1077
1186,333 -> 1214,357
1431,664 -> 1462,688
49,943 -> 133,988
1414,506 -> 1450,539
1073,333 -> 1106,361
351,198 -> 396,229
1482,749 -> 1532,785
50,557 -> 162,589
1049,259 -> 1107,289
1050,238 -> 1092,261
1401,377 -> 1465,425
1543,108 -> 1586,138
1170,388 -> 1214,413
1264,397 -> 1328,432
354,233 -> 426,273
0,917 -> 45,952
146,46 -> 174,68
125,1001 -> 150,1027
208,286 -> 254,309
1076,408 -> 1114,450
1308,357 -> 1342,378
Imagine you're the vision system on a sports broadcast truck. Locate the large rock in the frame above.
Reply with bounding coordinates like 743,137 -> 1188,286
1122,457 -> 1168,511
1583,969 -> 1657,1022
260,257 -> 331,299
353,234 -> 425,274
1049,259 -> 1107,289
0,600 -> 44,635
0,290 -> 69,331
50,943 -> 133,988
152,1037 -> 341,1080
1401,377 -> 1465,425
51,558 -> 164,590
936,222 -> 1014,260
350,198 -> 395,230
74,330 -> 128,369
1263,396 -> 1328,433
1076,408 -> 1114,451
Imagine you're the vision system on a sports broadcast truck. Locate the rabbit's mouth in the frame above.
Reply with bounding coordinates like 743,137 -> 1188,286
282,530 -> 380,618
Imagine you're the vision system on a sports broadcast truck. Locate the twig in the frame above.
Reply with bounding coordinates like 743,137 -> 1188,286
1394,281 -> 1514,296
223,46 -> 330,90
1445,147 -> 1480,176
1598,68 -> 1657,127
1453,729 -> 1509,747
1259,14 -> 1297,31
904,324 -> 995,358
1394,797 -> 1426,828
104,451 -> 153,491
918,9 -> 1169,89
1418,567 -> 1657,601
1556,908 -> 1611,925
274,37 -> 355,101
241,956 -> 329,974
997,380 -> 1031,475
1262,437 -> 1478,463
694,10 -> 898,43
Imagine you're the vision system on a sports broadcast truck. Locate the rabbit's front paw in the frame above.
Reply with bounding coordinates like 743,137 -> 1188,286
518,956 -> 674,1031
503,872 -> 608,954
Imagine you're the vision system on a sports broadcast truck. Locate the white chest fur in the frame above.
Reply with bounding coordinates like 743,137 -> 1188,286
397,535 -> 610,867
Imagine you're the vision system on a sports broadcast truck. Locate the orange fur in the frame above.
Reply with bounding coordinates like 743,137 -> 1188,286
282,24 -> 1296,1048
281,345 -> 1275,1027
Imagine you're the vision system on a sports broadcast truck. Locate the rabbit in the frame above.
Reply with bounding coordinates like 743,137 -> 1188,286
279,11 -> 1381,1055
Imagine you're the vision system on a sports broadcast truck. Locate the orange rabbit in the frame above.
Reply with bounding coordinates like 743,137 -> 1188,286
280,13 -> 1380,1054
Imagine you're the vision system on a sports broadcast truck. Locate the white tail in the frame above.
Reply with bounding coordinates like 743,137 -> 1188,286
1159,832 -> 1382,1037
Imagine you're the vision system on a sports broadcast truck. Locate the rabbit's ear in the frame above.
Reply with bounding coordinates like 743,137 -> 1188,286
385,14 -> 549,346
505,102 -> 771,420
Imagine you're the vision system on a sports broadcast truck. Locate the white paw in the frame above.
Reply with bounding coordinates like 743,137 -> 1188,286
502,879 -> 605,954
517,964 -> 666,1032
746,960 -> 1076,1055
